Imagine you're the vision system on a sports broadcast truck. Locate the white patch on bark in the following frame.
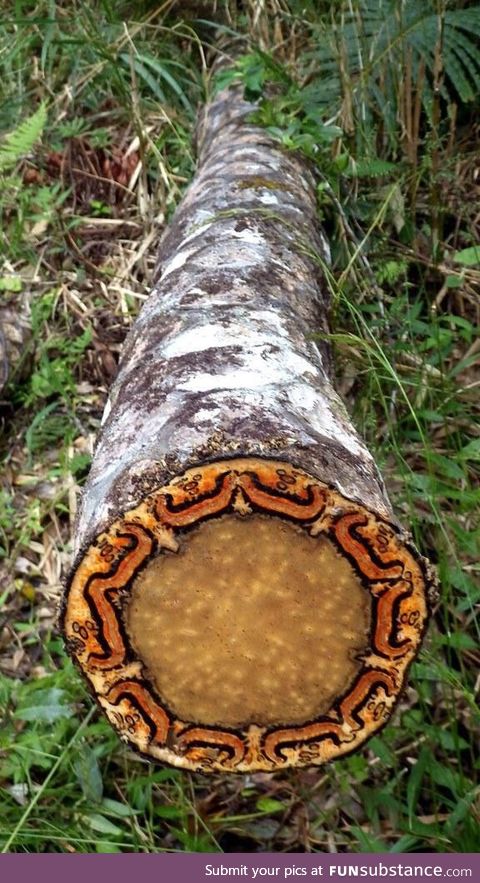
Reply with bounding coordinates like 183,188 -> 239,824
100,398 -> 112,426
285,385 -> 367,459
161,313 -> 293,359
160,247 -> 198,280
180,223 -> 215,247
230,227 -> 268,245
257,192 -> 279,205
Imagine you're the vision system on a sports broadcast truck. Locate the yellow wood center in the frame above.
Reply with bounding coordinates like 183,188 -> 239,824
125,514 -> 371,728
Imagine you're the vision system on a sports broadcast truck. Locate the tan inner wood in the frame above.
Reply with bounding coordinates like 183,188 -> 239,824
125,515 -> 371,728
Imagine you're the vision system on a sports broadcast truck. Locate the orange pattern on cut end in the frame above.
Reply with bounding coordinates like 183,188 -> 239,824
62,458 -> 431,773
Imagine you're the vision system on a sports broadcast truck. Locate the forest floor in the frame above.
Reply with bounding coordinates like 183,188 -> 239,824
0,0 -> 479,854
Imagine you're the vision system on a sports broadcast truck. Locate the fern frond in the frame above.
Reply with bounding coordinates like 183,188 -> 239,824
347,157 -> 399,178
443,30 -> 480,102
445,8 -> 480,37
443,44 -> 475,102
0,104 -> 47,172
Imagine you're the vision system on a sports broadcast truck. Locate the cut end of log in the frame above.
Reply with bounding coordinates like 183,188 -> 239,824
126,516 -> 371,729
62,458 -> 430,773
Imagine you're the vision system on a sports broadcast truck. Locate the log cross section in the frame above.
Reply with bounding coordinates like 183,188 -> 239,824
62,85 -> 433,773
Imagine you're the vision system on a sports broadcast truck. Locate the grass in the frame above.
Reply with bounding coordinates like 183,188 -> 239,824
0,0 -> 479,854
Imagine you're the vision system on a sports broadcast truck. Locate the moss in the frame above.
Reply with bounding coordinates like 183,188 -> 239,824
237,176 -> 293,192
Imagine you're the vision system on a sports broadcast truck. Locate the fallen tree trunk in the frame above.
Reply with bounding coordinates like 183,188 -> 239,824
62,83 -> 433,773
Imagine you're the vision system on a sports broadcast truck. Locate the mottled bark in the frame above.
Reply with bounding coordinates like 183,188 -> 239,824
63,83 -> 434,773
75,86 -> 392,549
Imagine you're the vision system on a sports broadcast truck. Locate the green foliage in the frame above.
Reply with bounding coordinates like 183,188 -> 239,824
215,49 -> 292,101
217,51 -> 342,161
121,53 -> 197,115
0,104 -> 47,172
0,491 -> 43,560
22,328 -> 92,406
453,245 -> 480,266
14,686 -> 73,723
229,2 -> 480,181
0,657 -> 221,853
25,403 -> 75,456
303,1 -> 480,145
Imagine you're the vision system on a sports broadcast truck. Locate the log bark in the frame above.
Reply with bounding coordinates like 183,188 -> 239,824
0,293 -> 31,394
62,84 -> 434,773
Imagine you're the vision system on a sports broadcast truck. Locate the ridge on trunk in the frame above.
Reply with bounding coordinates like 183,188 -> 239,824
61,83 -> 434,773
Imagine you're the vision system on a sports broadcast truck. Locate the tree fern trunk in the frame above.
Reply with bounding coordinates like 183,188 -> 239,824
62,84 -> 433,774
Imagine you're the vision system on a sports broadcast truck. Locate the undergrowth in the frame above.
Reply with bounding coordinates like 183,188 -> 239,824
0,0 -> 478,854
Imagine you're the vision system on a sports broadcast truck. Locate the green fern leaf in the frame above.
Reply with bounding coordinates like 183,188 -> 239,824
446,8 -> 480,38
444,30 -> 480,102
347,158 -> 398,178
0,103 -> 47,172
